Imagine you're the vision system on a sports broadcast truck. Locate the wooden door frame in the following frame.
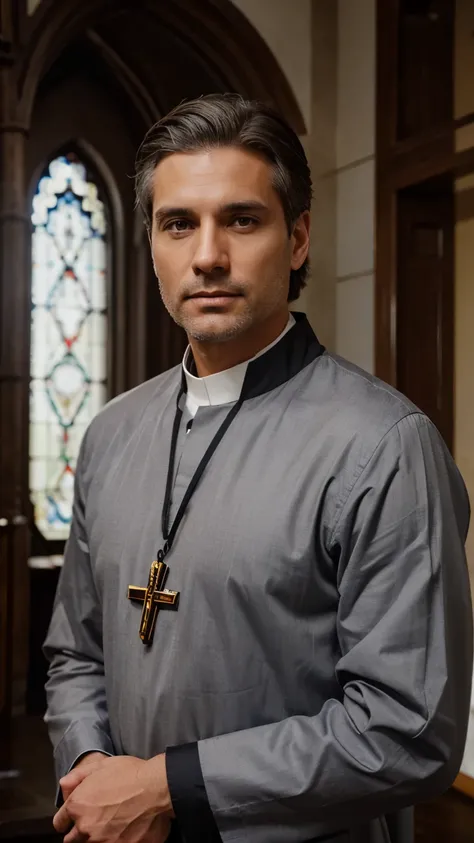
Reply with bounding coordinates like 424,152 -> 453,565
375,0 -> 474,386
376,0 -> 474,796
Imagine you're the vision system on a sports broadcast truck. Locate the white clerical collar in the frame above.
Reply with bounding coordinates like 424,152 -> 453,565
183,313 -> 296,416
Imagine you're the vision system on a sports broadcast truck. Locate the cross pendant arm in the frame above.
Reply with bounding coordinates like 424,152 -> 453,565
128,560 -> 180,647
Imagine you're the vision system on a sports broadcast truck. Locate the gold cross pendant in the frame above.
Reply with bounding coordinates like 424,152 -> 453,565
128,560 -> 180,646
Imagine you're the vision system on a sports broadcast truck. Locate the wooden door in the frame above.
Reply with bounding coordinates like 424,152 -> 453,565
397,182 -> 454,448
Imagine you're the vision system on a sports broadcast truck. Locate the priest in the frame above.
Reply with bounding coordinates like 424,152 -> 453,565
44,94 -> 473,843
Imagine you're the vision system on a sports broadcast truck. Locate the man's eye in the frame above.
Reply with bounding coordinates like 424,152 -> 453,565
165,220 -> 192,232
233,217 -> 256,228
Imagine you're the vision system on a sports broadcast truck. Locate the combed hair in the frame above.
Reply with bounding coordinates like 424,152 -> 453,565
135,93 -> 312,302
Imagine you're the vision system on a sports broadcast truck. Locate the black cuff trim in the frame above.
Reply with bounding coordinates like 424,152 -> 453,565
166,742 -> 222,842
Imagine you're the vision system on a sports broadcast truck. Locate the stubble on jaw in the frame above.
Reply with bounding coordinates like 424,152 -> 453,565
157,278 -> 254,343
157,271 -> 289,344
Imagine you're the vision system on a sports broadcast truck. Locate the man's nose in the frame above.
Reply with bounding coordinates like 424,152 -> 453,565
191,222 -> 230,277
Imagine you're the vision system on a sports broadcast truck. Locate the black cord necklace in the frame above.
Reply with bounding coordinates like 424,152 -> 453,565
127,387 -> 244,646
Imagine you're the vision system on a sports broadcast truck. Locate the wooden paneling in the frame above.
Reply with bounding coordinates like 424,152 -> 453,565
398,0 -> 454,140
453,773 -> 474,801
397,185 -> 454,446
415,786 -> 474,841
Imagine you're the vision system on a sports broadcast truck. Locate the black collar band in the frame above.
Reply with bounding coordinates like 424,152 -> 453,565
180,312 -> 324,402
241,312 -> 324,400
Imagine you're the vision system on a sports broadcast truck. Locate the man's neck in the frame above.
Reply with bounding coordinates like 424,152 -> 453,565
188,310 -> 290,377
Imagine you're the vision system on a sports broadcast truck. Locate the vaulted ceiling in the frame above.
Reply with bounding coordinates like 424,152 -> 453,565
17,0 -> 305,134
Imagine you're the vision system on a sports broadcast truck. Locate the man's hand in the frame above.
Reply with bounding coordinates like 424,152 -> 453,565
60,752 -> 111,801
53,754 -> 173,843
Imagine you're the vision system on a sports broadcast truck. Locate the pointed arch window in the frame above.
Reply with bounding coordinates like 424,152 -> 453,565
29,152 -> 109,545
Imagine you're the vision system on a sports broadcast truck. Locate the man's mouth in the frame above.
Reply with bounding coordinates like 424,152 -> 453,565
188,291 -> 239,299
186,291 -> 241,306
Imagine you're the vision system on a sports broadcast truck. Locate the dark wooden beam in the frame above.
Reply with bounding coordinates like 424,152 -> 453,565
0,91 -> 31,770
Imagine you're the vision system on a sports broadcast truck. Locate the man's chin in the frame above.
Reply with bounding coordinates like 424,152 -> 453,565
182,313 -> 252,343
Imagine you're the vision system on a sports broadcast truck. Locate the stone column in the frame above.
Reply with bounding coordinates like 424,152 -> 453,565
0,4 -> 31,770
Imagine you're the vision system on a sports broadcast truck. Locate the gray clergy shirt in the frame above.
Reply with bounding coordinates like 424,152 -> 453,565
43,313 -> 473,843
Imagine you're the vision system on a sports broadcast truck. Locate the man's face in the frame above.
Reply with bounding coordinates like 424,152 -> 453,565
150,146 -> 309,343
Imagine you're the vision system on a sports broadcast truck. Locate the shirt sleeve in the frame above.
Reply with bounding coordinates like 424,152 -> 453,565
166,742 -> 222,842
43,429 -> 115,798
193,413 -> 473,843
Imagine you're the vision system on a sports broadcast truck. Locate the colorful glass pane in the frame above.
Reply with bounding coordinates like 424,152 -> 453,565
30,153 -> 108,541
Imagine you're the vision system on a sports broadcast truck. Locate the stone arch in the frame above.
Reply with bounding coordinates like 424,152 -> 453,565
18,0 -> 306,134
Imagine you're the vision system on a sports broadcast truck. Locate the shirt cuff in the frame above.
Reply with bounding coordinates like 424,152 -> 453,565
166,742 -> 222,842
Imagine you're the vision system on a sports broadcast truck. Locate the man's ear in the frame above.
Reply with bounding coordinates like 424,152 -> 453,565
290,211 -> 310,271
146,224 -> 157,276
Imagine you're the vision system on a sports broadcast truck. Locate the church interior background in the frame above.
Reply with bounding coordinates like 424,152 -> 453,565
0,1 -> 473,840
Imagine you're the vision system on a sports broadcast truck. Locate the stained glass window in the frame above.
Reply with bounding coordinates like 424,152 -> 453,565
30,153 -> 108,541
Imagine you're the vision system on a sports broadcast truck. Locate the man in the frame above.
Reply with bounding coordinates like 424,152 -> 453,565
45,94 -> 472,843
